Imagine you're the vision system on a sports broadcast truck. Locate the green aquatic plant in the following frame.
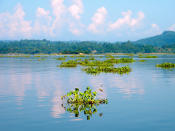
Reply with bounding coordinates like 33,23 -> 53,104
104,58 -> 135,64
61,87 -> 108,120
88,56 -> 95,60
138,60 -> 146,62
56,57 -> 66,61
79,59 -> 114,67
34,55 -> 41,57
61,87 -> 108,104
126,53 -> 135,57
82,66 -> 131,75
105,54 -> 115,59
156,63 -> 175,69
138,55 -> 158,58
59,60 -> 78,67
37,58 -> 46,61
119,58 -> 136,63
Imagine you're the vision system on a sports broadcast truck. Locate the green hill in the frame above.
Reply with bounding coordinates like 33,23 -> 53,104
135,31 -> 175,46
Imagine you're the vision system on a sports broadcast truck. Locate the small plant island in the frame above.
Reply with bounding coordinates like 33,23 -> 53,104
61,87 -> 108,120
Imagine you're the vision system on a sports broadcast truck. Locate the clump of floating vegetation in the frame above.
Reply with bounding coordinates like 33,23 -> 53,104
61,87 -> 107,104
87,56 -> 95,60
105,54 -> 115,59
156,63 -> 175,69
57,57 -> 133,75
59,60 -> 78,67
37,58 -> 46,61
82,66 -> 131,75
104,58 -> 135,64
79,59 -> 114,67
138,60 -> 146,62
126,53 -> 135,57
56,57 -> 66,61
61,87 -> 108,120
34,55 -> 41,57
138,54 -> 158,58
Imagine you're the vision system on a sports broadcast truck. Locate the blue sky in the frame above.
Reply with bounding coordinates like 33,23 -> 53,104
0,0 -> 175,41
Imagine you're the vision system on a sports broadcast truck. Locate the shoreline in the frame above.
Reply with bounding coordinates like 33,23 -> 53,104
0,53 -> 175,56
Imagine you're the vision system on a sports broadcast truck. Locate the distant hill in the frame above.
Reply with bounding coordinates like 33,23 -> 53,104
135,31 -> 175,46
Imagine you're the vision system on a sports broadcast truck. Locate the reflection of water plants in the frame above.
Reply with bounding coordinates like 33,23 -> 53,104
156,63 -> 175,69
61,87 -> 108,120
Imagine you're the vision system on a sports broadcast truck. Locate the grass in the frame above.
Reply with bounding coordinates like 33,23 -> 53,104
156,63 -> 175,69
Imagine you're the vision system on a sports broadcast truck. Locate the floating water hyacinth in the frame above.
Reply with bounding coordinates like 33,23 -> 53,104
138,55 -> 158,58
61,87 -> 108,120
56,57 -> 66,61
82,66 -> 131,75
156,63 -> 175,69
58,60 -> 78,67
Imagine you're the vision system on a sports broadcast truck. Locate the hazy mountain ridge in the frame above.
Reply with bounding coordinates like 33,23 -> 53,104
134,31 -> 175,46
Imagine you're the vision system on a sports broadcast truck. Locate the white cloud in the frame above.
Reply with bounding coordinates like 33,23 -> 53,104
69,22 -> 84,35
50,0 -> 66,36
69,24 -> 81,35
109,10 -> 144,31
88,7 -> 107,33
33,7 -> 52,36
68,0 -> 83,20
51,0 -> 65,18
168,24 -> 175,31
67,0 -> 85,35
0,3 -> 32,39
151,23 -> 159,30
36,7 -> 50,17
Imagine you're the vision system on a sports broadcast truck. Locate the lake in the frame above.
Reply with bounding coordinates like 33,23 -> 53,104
0,55 -> 175,131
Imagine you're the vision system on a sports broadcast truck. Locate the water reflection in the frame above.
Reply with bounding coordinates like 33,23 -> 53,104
62,102 -> 105,120
1,56 -> 175,124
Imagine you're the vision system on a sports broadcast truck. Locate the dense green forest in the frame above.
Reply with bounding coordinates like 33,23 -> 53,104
0,40 -> 175,54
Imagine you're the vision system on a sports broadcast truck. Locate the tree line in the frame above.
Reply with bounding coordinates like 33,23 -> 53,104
0,40 -> 175,54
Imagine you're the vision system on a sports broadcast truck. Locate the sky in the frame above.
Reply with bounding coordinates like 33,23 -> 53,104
0,0 -> 175,41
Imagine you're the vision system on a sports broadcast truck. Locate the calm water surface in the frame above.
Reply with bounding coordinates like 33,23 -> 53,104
0,55 -> 175,131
